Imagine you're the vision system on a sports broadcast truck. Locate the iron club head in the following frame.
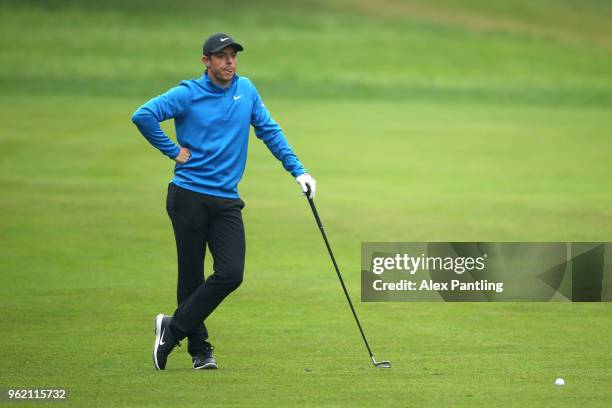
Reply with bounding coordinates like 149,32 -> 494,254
372,357 -> 391,368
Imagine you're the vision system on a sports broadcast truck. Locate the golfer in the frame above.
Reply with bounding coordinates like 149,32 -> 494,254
132,33 -> 316,370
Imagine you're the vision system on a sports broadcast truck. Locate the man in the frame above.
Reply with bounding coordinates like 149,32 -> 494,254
132,33 -> 316,370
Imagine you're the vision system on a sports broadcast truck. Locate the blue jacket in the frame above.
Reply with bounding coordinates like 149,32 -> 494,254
132,72 -> 306,198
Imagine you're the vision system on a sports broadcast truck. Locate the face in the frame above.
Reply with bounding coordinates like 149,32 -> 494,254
202,47 -> 238,87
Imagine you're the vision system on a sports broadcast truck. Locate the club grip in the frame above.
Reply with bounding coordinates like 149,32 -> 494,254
305,185 -> 312,198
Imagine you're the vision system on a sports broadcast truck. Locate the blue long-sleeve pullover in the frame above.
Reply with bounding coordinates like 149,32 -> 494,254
132,72 -> 306,198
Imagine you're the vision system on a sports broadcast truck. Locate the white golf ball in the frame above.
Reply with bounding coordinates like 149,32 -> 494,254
554,378 -> 565,386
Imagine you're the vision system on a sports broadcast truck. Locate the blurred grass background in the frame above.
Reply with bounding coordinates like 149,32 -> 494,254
1,1 -> 611,407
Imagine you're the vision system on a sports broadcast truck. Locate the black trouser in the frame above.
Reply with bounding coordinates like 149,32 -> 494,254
165,183 -> 245,355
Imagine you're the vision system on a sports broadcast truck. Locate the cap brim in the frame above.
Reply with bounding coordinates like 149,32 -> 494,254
209,42 -> 244,54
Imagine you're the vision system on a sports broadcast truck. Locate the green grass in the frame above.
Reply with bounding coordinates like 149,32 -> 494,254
1,1 -> 612,407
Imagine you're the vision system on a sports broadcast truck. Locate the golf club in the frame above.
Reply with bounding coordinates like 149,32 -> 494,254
304,187 -> 391,369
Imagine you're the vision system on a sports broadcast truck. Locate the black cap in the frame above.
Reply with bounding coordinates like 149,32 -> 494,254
203,33 -> 244,55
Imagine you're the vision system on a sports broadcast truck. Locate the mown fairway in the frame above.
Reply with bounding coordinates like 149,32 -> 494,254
1,1 -> 612,407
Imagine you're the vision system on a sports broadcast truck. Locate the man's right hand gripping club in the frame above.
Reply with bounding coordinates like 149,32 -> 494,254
296,173 -> 316,199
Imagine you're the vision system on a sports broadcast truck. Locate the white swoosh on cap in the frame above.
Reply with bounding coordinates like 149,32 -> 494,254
220,37 -> 230,41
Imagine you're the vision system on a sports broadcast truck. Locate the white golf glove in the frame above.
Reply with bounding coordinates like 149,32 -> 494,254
296,173 -> 316,199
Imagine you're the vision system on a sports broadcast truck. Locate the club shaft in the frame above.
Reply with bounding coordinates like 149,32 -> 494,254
306,197 -> 374,358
